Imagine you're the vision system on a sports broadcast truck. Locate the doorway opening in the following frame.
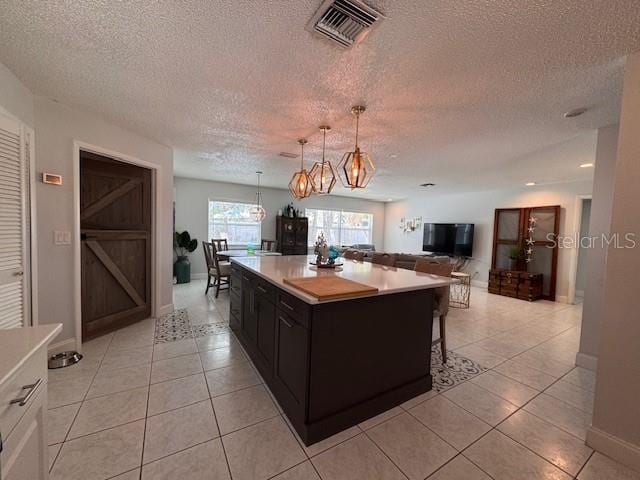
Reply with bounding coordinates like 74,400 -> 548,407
80,150 -> 153,340
573,198 -> 592,305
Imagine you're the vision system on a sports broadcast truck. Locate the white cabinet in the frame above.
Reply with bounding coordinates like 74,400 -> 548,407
0,325 -> 61,480
2,386 -> 47,480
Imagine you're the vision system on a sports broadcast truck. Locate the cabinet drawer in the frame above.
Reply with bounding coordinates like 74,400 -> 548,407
255,277 -> 276,304
0,346 -> 47,440
276,291 -> 310,328
2,383 -> 47,480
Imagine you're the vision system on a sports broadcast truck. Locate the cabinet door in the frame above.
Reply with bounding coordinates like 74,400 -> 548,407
256,296 -> 276,371
241,285 -> 257,344
229,290 -> 241,331
275,312 -> 308,407
3,386 -> 48,480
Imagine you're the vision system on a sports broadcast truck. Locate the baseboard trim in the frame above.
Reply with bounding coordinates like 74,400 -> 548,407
555,295 -> 569,304
587,426 -> 640,473
575,352 -> 598,371
191,273 -> 208,280
48,337 -> 78,356
157,303 -> 174,316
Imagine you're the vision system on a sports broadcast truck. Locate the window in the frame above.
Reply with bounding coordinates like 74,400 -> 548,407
305,208 -> 373,246
208,200 -> 261,246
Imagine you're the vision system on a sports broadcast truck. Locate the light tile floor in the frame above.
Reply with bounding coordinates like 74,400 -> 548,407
47,280 -> 640,480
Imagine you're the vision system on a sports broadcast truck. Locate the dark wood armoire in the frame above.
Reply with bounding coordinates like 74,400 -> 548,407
489,205 -> 560,301
276,216 -> 308,255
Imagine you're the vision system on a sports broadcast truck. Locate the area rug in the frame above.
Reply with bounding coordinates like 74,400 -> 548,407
430,345 -> 488,392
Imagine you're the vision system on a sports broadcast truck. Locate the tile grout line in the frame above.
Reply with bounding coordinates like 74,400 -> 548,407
52,330 -> 115,472
138,316 -> 158,478
196,324 -> 235,480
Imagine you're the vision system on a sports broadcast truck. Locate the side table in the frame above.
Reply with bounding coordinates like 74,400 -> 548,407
450,271 -> 471,308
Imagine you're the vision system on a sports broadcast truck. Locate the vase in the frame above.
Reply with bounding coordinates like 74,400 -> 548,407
175,256 -> 191,284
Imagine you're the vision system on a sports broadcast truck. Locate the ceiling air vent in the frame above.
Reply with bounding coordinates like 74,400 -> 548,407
308,0 -> 383,48
279,152 -> 299,159
420,183 -> 436,187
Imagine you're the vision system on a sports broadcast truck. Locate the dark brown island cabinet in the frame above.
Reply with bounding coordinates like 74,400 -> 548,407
228,256 -> 449,445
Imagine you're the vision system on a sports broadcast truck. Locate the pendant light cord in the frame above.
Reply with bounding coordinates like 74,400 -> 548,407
354,111 -> 360,148
300,142 -> 304,170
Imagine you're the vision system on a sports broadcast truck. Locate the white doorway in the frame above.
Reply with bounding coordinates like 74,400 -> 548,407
573,197 -> 592,305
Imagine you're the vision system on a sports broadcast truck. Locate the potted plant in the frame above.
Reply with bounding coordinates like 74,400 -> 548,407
508,245 -> 523,270
174,231 -> 198,284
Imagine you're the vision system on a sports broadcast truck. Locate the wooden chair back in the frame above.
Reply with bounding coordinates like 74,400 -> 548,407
202,241 -> 215,270
414,259 -> 454,314
371,252 -> 396,267
343,249 -> 365,261
211,238 -> 228,253
261,239 -> 276,252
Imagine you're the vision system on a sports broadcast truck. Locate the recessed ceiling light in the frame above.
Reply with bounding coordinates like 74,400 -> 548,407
526,182 -> 536,186
389,154 -> 398,159
580,163 -> 594,168
564,108 -> 587,118
386,198 -> 393,202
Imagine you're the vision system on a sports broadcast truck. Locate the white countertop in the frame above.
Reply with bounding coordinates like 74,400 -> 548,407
0,324 -> 62,386
232,255 -> 455,304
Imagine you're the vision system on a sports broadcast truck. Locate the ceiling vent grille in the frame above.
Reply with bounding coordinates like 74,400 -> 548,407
308,0 -> 383,48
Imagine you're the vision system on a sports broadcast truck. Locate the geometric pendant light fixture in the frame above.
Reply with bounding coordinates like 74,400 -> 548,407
309,125 -> 337,195
289,139 -> 314,199
337,105 -> 376,189
249,171 -> 266,221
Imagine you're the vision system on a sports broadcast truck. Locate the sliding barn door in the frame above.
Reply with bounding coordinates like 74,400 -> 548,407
0,114 -> 30,329
80,151 -> 151,340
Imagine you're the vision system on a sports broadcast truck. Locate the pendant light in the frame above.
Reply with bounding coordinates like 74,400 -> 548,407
338,105 -> 376,189
249,171 -> 266,221
309,125 -> 337,195
288,139 -> 314,199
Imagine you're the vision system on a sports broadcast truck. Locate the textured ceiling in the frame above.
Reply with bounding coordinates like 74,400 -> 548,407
1,1 -> 639,200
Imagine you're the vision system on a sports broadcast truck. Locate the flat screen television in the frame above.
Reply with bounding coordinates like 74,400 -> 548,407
422,223 -> 474,257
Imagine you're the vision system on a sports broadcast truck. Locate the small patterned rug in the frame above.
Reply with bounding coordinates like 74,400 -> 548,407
154,308 -> 229,343
155,310 -> 488,392
430,345 -> 488,392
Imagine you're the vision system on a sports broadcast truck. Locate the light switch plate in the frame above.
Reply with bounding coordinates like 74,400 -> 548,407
54,230 -> 71,245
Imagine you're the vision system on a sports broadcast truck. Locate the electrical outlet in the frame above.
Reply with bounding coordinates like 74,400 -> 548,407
54,230 -> 71,245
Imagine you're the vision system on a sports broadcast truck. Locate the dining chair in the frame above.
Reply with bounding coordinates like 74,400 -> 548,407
261,239 -> 276,252
371,252 -> 396,267
203,241 -> 231,297
414,258 -> 454,363
211,238 -> 228,253
343,249 -> 365,261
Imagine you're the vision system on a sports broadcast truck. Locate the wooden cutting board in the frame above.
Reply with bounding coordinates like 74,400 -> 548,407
283,276 -> 378,300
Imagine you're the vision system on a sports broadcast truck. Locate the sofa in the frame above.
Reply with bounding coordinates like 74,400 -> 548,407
341,246 -> 450,270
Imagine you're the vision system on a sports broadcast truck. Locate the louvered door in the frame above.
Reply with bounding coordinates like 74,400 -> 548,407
0,114 -> 27,329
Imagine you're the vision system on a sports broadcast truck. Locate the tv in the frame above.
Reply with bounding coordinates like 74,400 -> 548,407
422,223 -> 474,257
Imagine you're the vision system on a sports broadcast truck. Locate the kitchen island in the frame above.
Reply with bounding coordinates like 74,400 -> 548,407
229,255 -> 453,445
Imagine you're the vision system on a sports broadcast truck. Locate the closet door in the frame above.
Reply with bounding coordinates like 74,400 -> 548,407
0,114 -> 27,329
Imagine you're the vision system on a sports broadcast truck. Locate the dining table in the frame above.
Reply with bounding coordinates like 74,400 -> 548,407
216,249 -> 282,260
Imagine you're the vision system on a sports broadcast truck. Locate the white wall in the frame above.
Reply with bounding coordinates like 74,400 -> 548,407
384,180 -> 593,300
174,177 -> 386,276
577,124 -> 619,369
587,52 -> 640,471
0,61 -> 34,127
34,97 -> 174,345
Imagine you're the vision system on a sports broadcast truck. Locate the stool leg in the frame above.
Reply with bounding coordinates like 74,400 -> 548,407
440,314 -> 447,364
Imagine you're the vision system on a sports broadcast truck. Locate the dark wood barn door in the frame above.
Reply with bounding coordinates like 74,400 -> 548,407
80,151 -> 152,340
